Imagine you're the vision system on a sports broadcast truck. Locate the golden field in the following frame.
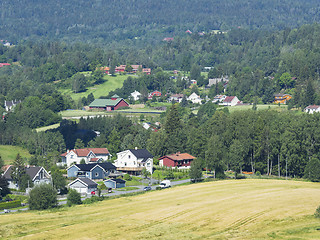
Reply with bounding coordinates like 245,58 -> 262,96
1,179 -> 320,239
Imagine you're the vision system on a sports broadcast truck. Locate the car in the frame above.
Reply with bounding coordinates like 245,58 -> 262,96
4,209 -> 10,213
91,191 -> 95,195
108,188 -> 112,193
143,186 -> 152,191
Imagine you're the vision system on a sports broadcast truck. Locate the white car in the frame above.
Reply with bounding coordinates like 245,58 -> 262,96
4,209 -> 10,213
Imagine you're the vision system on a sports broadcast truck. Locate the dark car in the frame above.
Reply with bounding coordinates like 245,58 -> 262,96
143,186 -> 152,191
108,188 -> 112,193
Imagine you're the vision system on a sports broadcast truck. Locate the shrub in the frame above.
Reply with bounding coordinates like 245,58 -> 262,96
155,186 -> 162,190
0,200 -> 21,210
256,171 -> 261,177
82,196 -> 104,204
67,189 -> 82,206
123,174 -> 132,181
315,205 -> 320,218
28,184 -> 58,210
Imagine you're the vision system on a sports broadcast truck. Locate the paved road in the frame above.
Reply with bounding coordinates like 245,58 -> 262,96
0,179 -> 191,214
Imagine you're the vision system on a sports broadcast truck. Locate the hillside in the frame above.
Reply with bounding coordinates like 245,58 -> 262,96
1,0 -> 320,44
0,145 -> 32,165
1,179 -> 320,239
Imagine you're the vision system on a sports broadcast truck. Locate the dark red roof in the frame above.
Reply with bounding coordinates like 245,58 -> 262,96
159,153 -> 196,161
224,96 -> 235,103
61,148 -> 110,157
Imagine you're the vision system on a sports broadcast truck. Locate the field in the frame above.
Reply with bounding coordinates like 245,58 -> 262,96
0,145 -> 32,165
224,104 -> 288,113
1,179 -> 320,239
59,74 -> 130,100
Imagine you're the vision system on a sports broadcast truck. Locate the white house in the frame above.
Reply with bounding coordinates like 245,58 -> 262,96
130,90 -> 141,101
60,148 -> 111,166
114,148 -> 153,174
220,96 -> 240,106
168,94 -> 184,103
187,92 -> 202,104
212,95 -> 226,103
3,165 -> 51,190
304,105 -> 320,114
68,178 -> 98,194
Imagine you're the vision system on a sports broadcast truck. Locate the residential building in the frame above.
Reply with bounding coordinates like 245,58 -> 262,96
168,94 -> 184,103
131,90 -> 141,101
212,95 -> 226,103
142,68 -> 151,75
115,65 -> 126,73
4,100 -> 21,112
68,178 -> 98,194
60,148 -> 111,166
187,92 -> 202,104
207,76 -> 229,88
148,91 -> 162,99
274,94 -> 292,104
304,105 -> 320,114
159,152 -> 196,169
114,149 -> 153,174
221,96 -> 240,106
3,165 -> 51,189
67,162 -> 116,179
89,95 -> 129,111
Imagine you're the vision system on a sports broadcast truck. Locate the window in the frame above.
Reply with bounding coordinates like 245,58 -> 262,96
95,172 -> 99,177
128,155 -> 131,159
125,162 -> 127,166
70,155 -> 74,159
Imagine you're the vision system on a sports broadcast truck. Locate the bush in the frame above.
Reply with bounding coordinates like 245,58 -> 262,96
82,196 -> 104,204
0,200 -> 21,210
28,184 -> 58,210
123,174 -> 132,181
155,186 -> 162,190
256,171 -> 261,177
315,205 -> 320,218
67,189 -> 82,206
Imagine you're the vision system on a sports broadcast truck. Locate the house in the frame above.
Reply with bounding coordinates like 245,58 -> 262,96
186,30 -> 192,34
131,90 -> 141,101
212,95 -> 226,103
4,100 -> 21,112
0,63 -> 11,68
104,178 -> 126,189
131,65 -> 142,73
190,80 -> 197,85
3,165 -> 51,189
67,162 -> 116,179
142,68 -> 151,75
274,94 -> 292,104
207,76 -> 229,88
148,91 -> 162,99
163,37 -> 174,42
304,105 -> 320,114
60,148 -> 111,166
114,148 -> 153,174
221,96 -> 240,106
89,95 -> 129,111
159,152 -> 196,169
115,65 -> 126,73
168,94 -> 184,103
68,178 -> 98,194
187,93 -> 202,104
99,66 -> 110,74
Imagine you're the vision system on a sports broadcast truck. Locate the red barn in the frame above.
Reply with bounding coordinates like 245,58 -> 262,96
89,95 -> 129,111
159,152 -> 196,169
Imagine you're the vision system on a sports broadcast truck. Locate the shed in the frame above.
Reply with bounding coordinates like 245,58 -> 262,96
104,178 -> 126,189
68,178 -> 98,194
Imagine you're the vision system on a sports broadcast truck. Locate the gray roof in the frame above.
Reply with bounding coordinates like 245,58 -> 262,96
69,178 -> 97,188
3,166 -> 44,181
129,149 -> 153,162
74,162 -> 116,172
105,178 -> 126,184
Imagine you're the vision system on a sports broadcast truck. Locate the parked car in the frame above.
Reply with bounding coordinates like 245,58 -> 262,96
143,186 -> 152,191
4,209 -> 10,213
91,191 -> 95,195
159,180 -> 171,189
108,188 -> 112,193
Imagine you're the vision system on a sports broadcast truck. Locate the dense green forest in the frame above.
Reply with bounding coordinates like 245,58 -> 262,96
1,0 -> 320,45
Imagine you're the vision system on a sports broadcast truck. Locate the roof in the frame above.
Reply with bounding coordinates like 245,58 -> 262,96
128,149 -> 153,162
89,98 -> 127,108
305,105 -> 320,110
69,178 -> 97,188
61,148 -> 110,157
105,178 -> 126,184
160,153 -> 196,161
274,93 -> 291,97
3,166 -> 47,181
224,96 -> 236,103
170,94 -> 184,98
72,162 -> 116,172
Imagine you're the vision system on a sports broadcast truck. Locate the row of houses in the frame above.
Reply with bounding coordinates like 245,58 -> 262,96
100,65 -> 151,75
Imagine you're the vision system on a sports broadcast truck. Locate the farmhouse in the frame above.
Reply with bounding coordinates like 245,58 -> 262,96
273,93 -> 292,104
221,96 -> 240,106
114,148 -> 153,174
67,162 -> 116,179
60,148 -> 111,166
159,152 -> 196,169
68,178 -> 98,194
3,165 -> 51,189
89,95 -> 129,111
304,105 -> 320,114
104,178 -> 126,189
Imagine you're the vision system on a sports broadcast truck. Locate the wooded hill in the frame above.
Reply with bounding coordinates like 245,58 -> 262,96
1,0 -> 320,44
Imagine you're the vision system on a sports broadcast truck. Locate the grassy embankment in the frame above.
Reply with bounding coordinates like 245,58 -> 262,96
1,179 -> 320,239
0,145 -> 32,165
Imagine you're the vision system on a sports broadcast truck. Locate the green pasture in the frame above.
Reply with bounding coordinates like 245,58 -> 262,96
0,145 -> 32,165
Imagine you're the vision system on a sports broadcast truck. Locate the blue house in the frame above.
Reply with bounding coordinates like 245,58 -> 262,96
67,162 -> 116,180
104,178 -> 126,189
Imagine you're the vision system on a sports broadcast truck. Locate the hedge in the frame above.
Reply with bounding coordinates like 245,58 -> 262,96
0,200 -> 21,210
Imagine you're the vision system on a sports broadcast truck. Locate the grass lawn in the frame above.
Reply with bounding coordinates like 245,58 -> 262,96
58,74 -> 131,101
0,145 -> 32,165
35,123 -> 60,132
221,104 -> 289,113
2,179 -> 320,239
116,187 -> 140,191
60,110 -> 107,118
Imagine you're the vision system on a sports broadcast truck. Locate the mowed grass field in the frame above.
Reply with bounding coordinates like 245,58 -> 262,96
59,75 -> 131,101
2,179 -> 320,239
0,145 -> 32,165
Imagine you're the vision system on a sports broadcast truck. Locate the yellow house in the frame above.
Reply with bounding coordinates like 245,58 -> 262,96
274,94 -> 292,104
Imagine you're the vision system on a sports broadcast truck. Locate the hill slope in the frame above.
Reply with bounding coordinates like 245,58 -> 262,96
1,179 -> 320,239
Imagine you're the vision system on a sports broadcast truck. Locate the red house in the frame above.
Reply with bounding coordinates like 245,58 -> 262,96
159,152 -> 196,169
115,65 -> 126,73
148,90 -> 161,99
89,95 -> 129,111
143,68 -> 151,75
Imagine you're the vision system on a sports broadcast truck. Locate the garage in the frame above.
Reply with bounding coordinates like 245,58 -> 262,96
68,178 -> 98,194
